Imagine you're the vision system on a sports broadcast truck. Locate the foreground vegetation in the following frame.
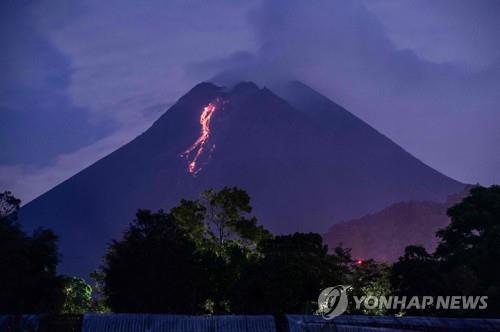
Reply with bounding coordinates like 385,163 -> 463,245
0,186 -> 499,317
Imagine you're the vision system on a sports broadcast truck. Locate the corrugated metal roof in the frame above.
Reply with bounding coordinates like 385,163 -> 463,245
286,314 -> 500,331
0,315 -> 40,331
3,313 -> 499,331
82,313 -> 276,332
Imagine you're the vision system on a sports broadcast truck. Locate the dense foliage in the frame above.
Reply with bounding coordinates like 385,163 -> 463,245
392,185 -> 500,317
0,191 -> 63,314
61,277 -> 93,314
2,185 -> 499,317
101,187 -> 369,314
101,188 -> 265,313
102,185 -> 500,317
232,233 -> 350,315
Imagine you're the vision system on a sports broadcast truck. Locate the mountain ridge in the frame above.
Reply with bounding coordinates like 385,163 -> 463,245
323,187 -> 471,262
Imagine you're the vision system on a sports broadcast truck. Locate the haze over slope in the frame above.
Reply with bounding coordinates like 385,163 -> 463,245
19,81 -> 464,277
323,188 -> 471,262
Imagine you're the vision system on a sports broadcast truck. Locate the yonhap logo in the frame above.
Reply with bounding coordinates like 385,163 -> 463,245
317,285 -> 351,319
318,285 -> 488,320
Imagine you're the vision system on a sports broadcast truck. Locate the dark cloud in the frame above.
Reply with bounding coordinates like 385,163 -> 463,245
0,1 -> 110,165
366,0 -> 500,68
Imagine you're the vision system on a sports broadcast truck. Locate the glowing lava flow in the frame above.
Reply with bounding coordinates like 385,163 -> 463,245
181,101 -> 219,175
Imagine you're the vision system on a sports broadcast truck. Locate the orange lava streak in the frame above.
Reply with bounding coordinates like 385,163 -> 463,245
181,102 -> 218,174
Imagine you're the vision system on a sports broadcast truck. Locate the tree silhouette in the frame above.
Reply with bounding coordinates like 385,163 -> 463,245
101,187 -> 271,313
0,191 -> 63,314
393,185 -> 500,317
102,209 -> 208,313
232,233 -> 349,315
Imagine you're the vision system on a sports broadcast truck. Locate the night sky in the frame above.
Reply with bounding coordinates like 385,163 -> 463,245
1,0 -> 499,203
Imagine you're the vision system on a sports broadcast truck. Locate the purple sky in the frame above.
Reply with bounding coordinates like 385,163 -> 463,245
1,0 -> 499,203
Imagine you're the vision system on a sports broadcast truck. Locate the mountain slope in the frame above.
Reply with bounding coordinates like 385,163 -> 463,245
323,188 -> 470,261
19,81 -> 464,277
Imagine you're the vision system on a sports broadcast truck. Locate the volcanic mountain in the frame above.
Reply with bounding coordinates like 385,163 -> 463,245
19,81 -> 464,277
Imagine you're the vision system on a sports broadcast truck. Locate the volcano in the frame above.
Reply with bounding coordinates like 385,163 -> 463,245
19,81 -> 464,277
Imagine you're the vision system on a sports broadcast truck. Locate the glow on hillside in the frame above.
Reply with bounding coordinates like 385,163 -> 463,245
180,100 -> 220,175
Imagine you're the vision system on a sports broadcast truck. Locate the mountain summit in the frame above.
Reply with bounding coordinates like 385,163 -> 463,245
19,81 -> 464,277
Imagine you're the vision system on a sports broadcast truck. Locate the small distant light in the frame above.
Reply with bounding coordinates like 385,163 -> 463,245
356,259 -> 363,265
